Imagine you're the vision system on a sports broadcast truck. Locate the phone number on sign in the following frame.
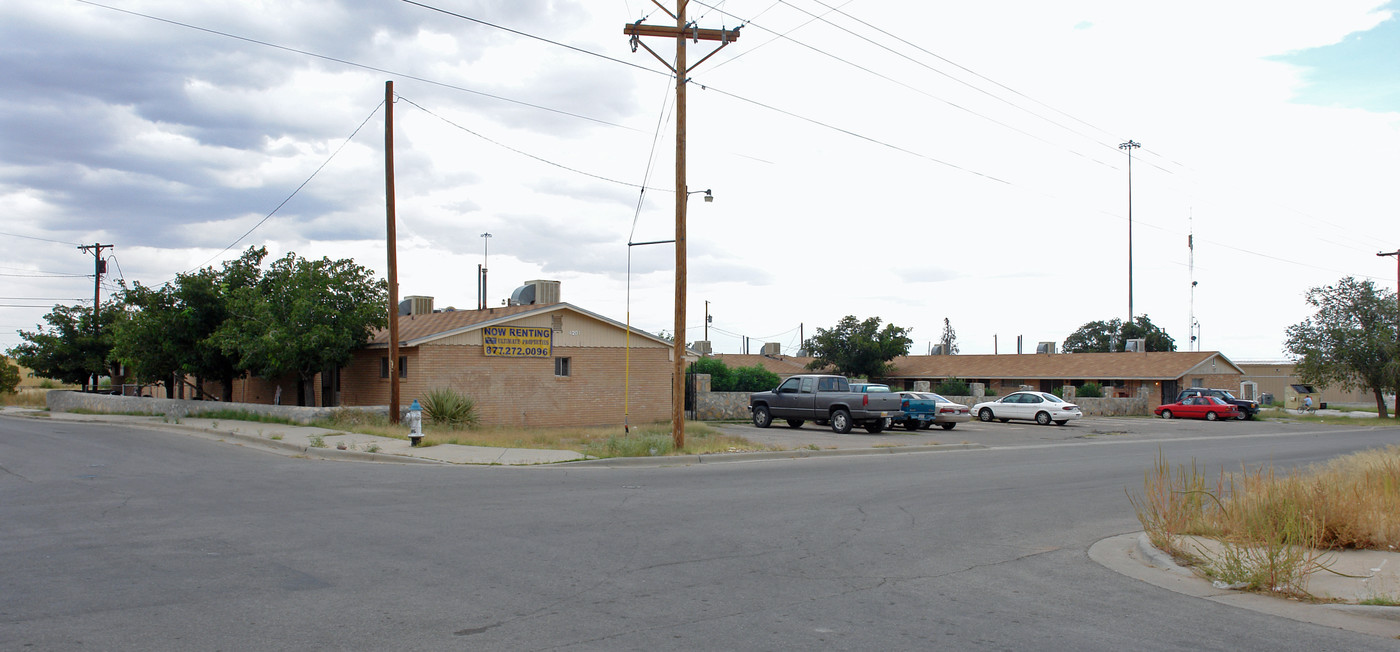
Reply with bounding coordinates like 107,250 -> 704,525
484,345 -> 550,357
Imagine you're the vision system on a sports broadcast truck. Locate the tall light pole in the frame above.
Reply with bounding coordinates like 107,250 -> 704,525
480,232 -> 492,309
1120,140 -> 1141,324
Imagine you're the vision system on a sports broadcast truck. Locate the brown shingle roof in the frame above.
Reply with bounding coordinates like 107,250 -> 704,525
884,351 -> 1237,380
707,353 -> 825,376
366,303 -> 558,346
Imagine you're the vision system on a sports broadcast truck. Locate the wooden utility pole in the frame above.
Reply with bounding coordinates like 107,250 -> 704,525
77,242 -> 112,390
624,1 -> 739,450
385,80 -> 401,424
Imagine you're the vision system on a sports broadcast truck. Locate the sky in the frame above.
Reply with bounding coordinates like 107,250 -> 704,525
2,0 -> 1398,362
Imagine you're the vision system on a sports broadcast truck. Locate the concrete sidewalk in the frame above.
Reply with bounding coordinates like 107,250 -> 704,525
2,407 -> 587,465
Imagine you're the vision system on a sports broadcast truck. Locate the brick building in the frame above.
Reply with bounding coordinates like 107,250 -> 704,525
333,299 -> 679,428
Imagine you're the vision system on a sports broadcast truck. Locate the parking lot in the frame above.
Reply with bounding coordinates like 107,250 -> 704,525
711,414 -> 1379,451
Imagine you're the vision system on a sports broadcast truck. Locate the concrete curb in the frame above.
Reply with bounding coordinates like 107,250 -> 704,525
563,443 -> 987,467
1089,532 -> 1400,638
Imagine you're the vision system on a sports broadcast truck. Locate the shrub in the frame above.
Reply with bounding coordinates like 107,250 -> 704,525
689,357 -> 734,391
419,388 -> 480,429
935,378 -> 970,395
1077,382 -> 1103,398
0,361 -> 19,394
731,364 -> 781,392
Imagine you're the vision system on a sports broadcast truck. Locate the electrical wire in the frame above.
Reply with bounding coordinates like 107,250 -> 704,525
0,231 -> 82,246
396,96 -> 671,193
173,100 -> 385,280
73,0 -> 644,132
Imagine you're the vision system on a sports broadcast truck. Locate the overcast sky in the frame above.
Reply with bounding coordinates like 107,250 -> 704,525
3,0 -> 1398,361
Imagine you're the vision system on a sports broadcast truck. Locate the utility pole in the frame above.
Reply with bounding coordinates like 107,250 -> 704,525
1381,249 -> 1400,335
624,2 -> 740,450
76,242 -> 112,389
480,232 -> 492,309
385,80 -> 401,424
1120,140 -> 1140,324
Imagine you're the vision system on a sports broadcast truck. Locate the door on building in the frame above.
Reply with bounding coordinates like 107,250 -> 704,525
321,365 -> 340,407
1162,379 -> 1178,406
1039,380 -> 1056,393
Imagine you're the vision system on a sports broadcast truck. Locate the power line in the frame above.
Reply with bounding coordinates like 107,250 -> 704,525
0,231 -> 82,246
73,0 -> 643,132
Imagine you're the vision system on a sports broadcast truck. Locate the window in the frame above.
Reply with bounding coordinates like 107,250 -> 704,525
799,377 -> 816,394
1191,378 -> 1204,388
554,357 -> 571,377
380,356 -> 407,379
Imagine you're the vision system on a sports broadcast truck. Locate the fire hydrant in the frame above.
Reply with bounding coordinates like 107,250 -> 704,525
406,399 -> 423,447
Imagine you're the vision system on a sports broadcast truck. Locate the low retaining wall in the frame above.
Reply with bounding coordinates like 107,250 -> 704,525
46,390 -> 389,424
694,391 -> 1150,421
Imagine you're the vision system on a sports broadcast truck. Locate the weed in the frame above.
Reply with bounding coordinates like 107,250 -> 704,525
1360,595 -> 1400,607
308,434 -> 326,448
806,443 -> 821,451
270,434 -> 282,441
419,388 -> 480,429
1129,445 -> 1400,599
365,443 -> 381,453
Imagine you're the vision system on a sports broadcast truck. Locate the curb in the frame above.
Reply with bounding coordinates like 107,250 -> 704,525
562,443 -> 987,467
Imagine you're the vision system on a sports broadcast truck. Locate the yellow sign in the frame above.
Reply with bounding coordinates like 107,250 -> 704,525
483,326 -> 553,357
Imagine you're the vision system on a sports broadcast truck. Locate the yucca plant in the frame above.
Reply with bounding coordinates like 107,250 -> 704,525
419,388 -> 480,429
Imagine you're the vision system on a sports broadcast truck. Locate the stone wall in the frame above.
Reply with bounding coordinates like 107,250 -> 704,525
46,390 -> 387,424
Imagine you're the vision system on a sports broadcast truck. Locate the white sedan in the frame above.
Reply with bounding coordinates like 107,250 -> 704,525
972,391 -> 1083,426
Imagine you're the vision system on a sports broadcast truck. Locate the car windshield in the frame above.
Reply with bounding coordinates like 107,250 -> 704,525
1215,390 -> 1237,400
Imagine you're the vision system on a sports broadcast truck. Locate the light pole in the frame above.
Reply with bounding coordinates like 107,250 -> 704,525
1120,140 -> 1140,324
480,232 -> 492,309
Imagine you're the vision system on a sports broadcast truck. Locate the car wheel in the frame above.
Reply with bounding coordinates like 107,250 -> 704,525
903,419 -> 921,431
830,409 -> 852,434
1206,411 -> 1218,421
1161,410 -> 1172,420
752,405 -> 772,428
921,422 -> 934,430
1234,410 -> 1246,420
1035,411 -> 1051,426
978,408 -> 995,422
785,419 -> 804,429
941,422 -> 955,430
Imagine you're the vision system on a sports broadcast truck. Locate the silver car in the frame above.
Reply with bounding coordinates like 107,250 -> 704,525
972,391 -> 1082,426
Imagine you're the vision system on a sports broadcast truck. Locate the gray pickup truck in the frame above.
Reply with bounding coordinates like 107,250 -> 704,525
749,374 -> 904,434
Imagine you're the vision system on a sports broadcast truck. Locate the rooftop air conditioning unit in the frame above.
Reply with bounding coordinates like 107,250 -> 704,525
508,280 -> 561,306
761,342 -> 782,356
930,344 -> 944,355
1036,341 -> 1057,355
398,295 -> 434,316
1125,338 -> 1147,352
694,341 -> 712,355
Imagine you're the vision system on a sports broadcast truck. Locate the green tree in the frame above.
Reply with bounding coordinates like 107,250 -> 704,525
1062,315 -> 1177,353
939,318 -> 959,354
1284,277 -> 1398,418
804,315 -> 912,379
689,357 -> 735,391
113,282 -> 186,397
214,251 -> 387,406
0,358 -> 20,394
8,302 -> 122,389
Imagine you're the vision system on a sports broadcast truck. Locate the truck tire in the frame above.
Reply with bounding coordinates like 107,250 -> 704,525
830,409 -> 852,434
1235,410 -> 1247,420
903,419 -> 921,431
865,419 -> 884,434
752,405 -> 772,428
785,419 -> 804,429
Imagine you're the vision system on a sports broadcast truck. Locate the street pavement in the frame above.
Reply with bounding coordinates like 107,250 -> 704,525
4,405 -> 1399,641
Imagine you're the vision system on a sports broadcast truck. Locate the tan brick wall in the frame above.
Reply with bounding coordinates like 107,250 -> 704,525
339,344 -> 672,428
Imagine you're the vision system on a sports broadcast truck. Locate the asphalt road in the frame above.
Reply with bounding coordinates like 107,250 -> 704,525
3,414 -> 1398,650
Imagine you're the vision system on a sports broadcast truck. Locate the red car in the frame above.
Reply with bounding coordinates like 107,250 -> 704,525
1155,396 -> 1240,421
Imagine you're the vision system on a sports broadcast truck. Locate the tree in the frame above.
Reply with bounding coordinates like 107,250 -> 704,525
730,364 -> 781,392
0,358 -> 20,394
1062,315 -> 1177,353
803,315 -> 912,380
8,302 -> 122,389
1284,277 -> 1399,418
689,357 -> 733,390
939,318 -> 959,354
112,282 -> 187,397
213,251 -> 387,406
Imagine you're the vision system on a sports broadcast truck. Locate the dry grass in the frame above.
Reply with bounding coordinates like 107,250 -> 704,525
311,409 -> 771,458
1,387 -> 52,408
1129,446 -> 1400,597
